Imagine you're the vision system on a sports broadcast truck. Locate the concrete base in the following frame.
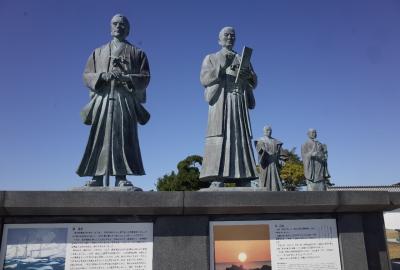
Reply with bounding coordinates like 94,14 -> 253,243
0,190 -> 399,270
70,186 -> 143,191
199,187 -> 271,191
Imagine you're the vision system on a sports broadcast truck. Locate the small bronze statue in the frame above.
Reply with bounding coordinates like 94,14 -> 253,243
301,129 -> 330,191
255,126 -> 285,191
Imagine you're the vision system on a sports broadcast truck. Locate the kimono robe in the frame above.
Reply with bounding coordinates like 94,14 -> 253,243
255,137 -> 284,191
77,41 -> 150,177
199,48 -> 257,182
301,139 -> 330,190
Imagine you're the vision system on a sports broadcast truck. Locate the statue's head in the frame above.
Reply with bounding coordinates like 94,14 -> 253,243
218,26 -> 235,50
111,14 -> 130,40
307,128 -> 317,139
263,125 -> 272,137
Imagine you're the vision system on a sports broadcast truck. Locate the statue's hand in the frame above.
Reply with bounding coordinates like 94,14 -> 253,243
222,53 -> 235,69
239,67 -> 252,80
110,70 -> 131,83
118,74 -> 131,82
100,72 -> 114,82
110,70 -> 122,80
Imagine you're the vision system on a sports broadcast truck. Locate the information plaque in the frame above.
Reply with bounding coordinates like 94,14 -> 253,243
0,223 -> 153,270
210,219 -> 341,270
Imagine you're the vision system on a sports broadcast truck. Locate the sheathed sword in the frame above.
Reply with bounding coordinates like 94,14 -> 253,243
104,60 -> 118,187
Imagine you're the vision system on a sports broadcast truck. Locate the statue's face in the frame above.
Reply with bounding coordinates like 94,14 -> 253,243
111,16 -> 129,39
219,28 -> 235,50
264,128 -> 272,137
308,129 -> 317,139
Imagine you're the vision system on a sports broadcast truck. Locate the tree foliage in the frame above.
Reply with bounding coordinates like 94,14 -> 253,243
280,148 -> 306,191
156,155 -> 208,191
156,150 -> 333,191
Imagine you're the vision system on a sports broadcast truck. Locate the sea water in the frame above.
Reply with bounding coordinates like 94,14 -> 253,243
215,260 -> 271,270
3,257 -> 65,270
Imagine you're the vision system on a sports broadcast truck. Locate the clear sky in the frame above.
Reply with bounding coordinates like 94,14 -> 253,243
0,0 -> 399,191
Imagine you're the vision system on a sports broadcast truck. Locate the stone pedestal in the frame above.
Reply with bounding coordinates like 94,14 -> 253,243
0,190 -> 398,270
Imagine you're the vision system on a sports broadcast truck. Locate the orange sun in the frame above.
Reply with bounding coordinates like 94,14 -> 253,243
238,252 -> 247,263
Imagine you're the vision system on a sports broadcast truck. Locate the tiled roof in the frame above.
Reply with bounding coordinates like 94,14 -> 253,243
327,185 -> 400,192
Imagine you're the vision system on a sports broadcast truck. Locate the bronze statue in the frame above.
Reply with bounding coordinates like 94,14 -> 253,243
77,14 -> 150,188
199,27 -> 258,187
301,129 -> 330,191
255,126 -> 285,191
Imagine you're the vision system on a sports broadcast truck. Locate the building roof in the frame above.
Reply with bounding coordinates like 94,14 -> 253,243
328,185 -> 400,192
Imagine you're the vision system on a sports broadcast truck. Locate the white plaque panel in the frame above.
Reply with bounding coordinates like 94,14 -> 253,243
210,219 -> 341,270
0,223 -> 153,270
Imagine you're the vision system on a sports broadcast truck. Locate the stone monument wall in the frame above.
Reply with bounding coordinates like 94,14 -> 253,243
0,191 -> 397,270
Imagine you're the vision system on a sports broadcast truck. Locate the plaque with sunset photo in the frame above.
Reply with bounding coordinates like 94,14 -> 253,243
211,223 -> 271,270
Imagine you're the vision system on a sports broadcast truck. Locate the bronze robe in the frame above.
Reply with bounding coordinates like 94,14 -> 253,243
77,41 -> 150,177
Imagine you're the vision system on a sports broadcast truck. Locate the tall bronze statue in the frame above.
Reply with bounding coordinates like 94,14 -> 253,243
199,27 -> 258,187
77,14 -> 150,188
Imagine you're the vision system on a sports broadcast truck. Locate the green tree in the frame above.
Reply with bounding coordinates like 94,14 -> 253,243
280,148 -> 306,191
156,155 -> 208,191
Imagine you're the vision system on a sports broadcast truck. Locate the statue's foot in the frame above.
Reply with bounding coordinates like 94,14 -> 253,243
117,180 -> 143,191
115,175 -> 128,187
117,180 -> 133,187
251,180 -> 259,188
306,180 -> 327,191
85,179 -> 103,187
209,181 -> 224,188
237,180 -> 251,187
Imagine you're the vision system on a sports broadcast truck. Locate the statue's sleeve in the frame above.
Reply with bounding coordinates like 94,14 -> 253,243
248,63 -> 258,89
245,63 -> 257,109
246,88 -> 256,109
128,50 -> 150,103
277,143 -> 283,156
200,54 -> 221,87
301,143 -> 313,179
82,50 -> 103,93
256,140 -> 264,155
129,50 -> 150,90
200,54 -> 224,105
301,143 -> 311,161
322,144 -> 328,159
322,144 -> 330,178
256,140 -> 269,168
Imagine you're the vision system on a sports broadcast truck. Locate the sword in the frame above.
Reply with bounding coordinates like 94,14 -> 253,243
104,59 -> 120,187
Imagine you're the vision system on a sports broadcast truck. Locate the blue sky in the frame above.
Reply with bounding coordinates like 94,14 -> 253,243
7,228 -> 68,244
0,0 -> 399,191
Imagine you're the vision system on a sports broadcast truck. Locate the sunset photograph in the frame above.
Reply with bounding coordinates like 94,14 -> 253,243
213,224 -> 271,270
